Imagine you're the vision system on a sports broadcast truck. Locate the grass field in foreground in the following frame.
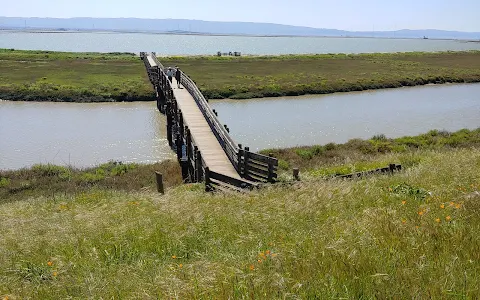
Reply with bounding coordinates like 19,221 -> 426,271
0,49 -> 154,102
162,51 -> 480,99
0,147 -> 479,298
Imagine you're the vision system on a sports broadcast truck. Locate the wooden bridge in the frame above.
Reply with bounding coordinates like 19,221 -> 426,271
140,52 -> 278,191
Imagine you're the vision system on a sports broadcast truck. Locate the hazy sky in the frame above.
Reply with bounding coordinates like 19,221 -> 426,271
2,0 -> 479,32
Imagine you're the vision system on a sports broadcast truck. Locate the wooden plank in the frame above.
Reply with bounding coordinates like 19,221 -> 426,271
246,151 -> 279,166
248,160 -> 278,172
209,170 -> 256,189
246,164 -> 278,179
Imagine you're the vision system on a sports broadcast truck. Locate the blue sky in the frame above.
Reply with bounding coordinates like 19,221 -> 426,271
2,0 -> 479,32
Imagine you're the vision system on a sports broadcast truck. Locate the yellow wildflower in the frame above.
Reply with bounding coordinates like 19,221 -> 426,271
418,210 -> 424,216
455,203 -> 461,209
249,265 -> 255,271
47,261 -> 53,267
53,271 -> 58,277
446,216 -> 452,222
179,264 -> 183,268
402,219 -> 407,224
402,201 -> 407,205
171,255 -> 177,259
265,250 -> 271,255
440,204 -> 445,209
435,218 -> 441,223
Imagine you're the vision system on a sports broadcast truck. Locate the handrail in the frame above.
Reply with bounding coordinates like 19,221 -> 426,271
150,52 -> 165,70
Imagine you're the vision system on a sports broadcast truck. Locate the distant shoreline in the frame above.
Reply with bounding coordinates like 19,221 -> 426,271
1,28 -> 478,42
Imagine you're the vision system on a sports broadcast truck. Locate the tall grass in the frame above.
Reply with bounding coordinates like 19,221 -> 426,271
0,148 -> 479,298
0,160 -> 182,203
264,128 -> 480,173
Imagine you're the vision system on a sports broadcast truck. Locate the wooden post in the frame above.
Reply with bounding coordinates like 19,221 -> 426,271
166,103 -> 173,147
155,172 -> 164,194
268,153 -> 274,183
237,144 -> 243,175
389,164 -> 396,173
293,168 -> 300,181
185,127 -> 191,159
205,167 -> 212,192
194,147 -> 202,182
244,147 -> 250,179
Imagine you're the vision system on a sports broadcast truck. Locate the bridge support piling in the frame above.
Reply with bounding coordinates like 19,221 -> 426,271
166,103 -> 173,147
204,167 -> 212,191
180,158 -> 189,182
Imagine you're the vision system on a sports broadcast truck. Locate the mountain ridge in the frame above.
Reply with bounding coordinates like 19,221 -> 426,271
1,17 -> 479,40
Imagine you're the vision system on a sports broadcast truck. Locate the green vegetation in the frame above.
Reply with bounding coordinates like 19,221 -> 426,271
0,160 -> 181,203
264,128 -> 480,175
2,49 -> 480,102
0,49 -> 154,102
163,51 -> 480,99
1,149 -> 479,298
1,130 -> 479,298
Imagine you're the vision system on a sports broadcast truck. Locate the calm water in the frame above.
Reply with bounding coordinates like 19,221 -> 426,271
1,84 -> 479,170
211,84 -> 480,151
1,32 -> 480,55
0,101 -> 173,170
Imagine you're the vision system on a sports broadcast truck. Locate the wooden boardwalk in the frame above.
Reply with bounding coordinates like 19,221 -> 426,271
141,52 -> 278,190
171,79 -> 241,179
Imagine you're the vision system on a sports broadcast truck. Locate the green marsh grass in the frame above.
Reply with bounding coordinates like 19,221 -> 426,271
0,49 -> 154,102
264,128 -> 480,174
163,51 -> 480,99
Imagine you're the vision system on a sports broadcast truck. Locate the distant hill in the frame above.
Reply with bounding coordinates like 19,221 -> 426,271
1,17 -> 479,40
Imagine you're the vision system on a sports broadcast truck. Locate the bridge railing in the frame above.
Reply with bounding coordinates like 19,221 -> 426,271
150,52 -> 165,70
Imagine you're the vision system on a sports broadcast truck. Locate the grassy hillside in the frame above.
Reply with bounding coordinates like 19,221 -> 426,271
163,51 -> 480,99
1,132 -> 479,298
0,49 -> 154,102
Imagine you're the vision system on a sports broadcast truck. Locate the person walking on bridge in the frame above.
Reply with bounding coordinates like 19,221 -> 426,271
175,66 -> 182,89
166,67 -> 173,84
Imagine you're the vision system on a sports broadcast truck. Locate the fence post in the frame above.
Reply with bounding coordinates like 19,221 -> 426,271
244,147 -> 250,179
293,168 -> 300,181
268,153 -> 274,183
155,172 -> 164,194
194,147 -> 202,182
237,144 -> 243,175
389,164 -> 396,173
205,167 -> 212,191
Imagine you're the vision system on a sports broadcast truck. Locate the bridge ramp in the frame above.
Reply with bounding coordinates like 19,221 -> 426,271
171,79 -> 241,179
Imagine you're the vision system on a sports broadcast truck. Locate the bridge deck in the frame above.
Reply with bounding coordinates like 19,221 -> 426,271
147,56 -> 158,68
171,79 -> 241,179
